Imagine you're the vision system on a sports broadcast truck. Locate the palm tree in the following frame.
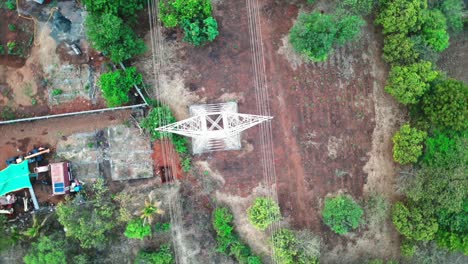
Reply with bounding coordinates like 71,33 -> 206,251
140,197 -> 164,225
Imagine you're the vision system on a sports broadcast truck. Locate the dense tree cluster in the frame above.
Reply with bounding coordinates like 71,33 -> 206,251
98,66 -> 143,107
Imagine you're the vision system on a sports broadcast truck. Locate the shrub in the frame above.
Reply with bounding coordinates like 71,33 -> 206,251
56,179 -> 120,249
384,61 -> 438,105
392,202 -> 438,241
5,0 -> 16,10
422,78 -> 468,132
212,207 -> 262,263
247,197 -> 281,230
392,124 -> 427,164
440,0 -> 464,32
364,193 -> 390,225
271,229 -> 297,264
401,239 -> 417,257
159,0 -> 218,45
289,12 -> 364,62
82,0 -> 144,19
85,13 -> 146,63
271,229 -> 320,264
8,24 -> 16,31
382,33 -> 419,65
160,0 -> 213,28
140,105 -> 177,140
99,67 -> 142,107
322,195 -> 363,234
339,0 -> 376,15
135,244 -> 174,264
24,235 -> 67,264
52,89 -> 63,96
182,16 -> 219,46
376,0 -> 426,34
7,41 -> 16,54
124,218 -> 151,240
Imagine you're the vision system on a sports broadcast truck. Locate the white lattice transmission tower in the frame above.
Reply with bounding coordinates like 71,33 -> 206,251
156,102 -> 272,154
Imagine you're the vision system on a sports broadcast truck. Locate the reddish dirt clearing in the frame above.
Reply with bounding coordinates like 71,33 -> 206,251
170,0 -> 383,253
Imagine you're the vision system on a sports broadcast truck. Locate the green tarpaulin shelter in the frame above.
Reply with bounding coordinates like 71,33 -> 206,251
0,161 -> 32,196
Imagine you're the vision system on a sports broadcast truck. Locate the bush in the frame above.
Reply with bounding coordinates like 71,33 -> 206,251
401,239 -> 417,257
82,0 -> 144,19
56,179 -> 120,249
182,16 -> 219,46
376,0 -> 426,34
271,229 -> 320,264
160,0 -> 213,28
392,202 -> 438,241
5,0 -> 16,10
141,105 -> 176,140
135,244 -> 174,264
160,0 -> 218,45
392,124 -> 427,164
8,24 -> 16,31
99,67 -> 142,107
247,197 -> 281,230
85,13 -> 146,63
440,0 -> 464,33
322,195 -> 363,234
422,78 -> 468,132
384,61 -> 438,105
212,207 -> 262,263
339,0 -> 376,15
382,33 -> 419,65
7,41 -> 16,54
52,89 -> 63,96
24,235 -> 67,264
364,193 -> 390,225
289,12 -> 364,62
124,218 -> 152,240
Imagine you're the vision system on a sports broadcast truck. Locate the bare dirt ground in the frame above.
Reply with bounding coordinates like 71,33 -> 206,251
134,0 -> 404,262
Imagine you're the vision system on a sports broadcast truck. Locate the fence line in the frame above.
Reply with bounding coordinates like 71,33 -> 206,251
0,103 -> 147,125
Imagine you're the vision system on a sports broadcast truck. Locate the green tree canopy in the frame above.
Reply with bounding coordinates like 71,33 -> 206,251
56,179 -> 120,249
247,197 -> 281,230
182,16 -> 219,46
289,12 -> 364,62
392,202 -> 438,241
271,229 -> 320,264
422,78 -> 468,132
382,33 -> 420,65
85,13 -> 146,63
24,235 -> 67,264
99,67 -> 143,107
420,9 -> 449,52
440,0 -> 464,33
392,124 -> 427,164
376,0 -> 427,34
322,195 -> 363,234
385,61 -> 438,104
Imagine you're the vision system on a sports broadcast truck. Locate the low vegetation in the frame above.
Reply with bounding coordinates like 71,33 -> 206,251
321,195 -> 363,235
212,207 -> 262,264
135,244 -> 174,264
124,218 -> 152,240
271,229 -> 320,264
247,197 -> 281,230
160,0 -> 219,46
98,66 -> 143,107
